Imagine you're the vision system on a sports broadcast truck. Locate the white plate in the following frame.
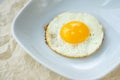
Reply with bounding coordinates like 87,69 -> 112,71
0,0 -> 3,3
12,0 -> 120,80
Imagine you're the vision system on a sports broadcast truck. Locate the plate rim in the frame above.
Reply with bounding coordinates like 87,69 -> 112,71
12,0 -> 120,80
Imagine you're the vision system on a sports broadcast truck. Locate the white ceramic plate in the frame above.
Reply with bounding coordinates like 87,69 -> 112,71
0,0 -> 3,3
12,0 -> 120,80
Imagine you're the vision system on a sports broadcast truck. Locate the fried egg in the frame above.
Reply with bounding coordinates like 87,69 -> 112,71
45,12 -> 104,58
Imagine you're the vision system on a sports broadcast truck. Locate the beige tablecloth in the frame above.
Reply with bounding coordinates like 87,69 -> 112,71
0,0 -> 120,80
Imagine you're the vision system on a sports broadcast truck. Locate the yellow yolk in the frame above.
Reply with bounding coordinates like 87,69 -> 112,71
60,21 -> 90,44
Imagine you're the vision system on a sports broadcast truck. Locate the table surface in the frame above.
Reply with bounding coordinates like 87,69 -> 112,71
0,0 -> 120,80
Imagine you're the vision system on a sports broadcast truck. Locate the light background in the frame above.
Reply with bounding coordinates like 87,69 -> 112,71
0,0 -> 120,80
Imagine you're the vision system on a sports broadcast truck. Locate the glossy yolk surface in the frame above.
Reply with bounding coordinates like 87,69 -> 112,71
60,21 -> 90,44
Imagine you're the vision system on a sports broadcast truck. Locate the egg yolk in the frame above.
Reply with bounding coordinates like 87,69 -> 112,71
60,21 -> 90,44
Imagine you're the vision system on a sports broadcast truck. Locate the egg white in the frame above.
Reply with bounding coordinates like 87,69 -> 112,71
45,12 -> 104,58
